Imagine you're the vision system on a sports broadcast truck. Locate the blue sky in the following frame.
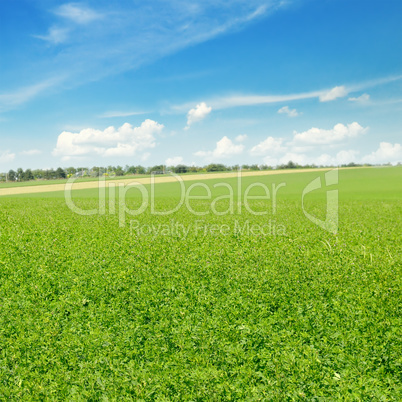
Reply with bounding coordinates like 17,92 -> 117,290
0,0 -> 401,170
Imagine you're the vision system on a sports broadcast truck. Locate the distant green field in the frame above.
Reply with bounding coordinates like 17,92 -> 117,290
0,167 -> 401,399
0,174 -> 146,189
0,170 -> 235,189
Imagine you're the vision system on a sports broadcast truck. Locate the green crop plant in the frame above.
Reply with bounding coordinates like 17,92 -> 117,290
0,167 -> 401,399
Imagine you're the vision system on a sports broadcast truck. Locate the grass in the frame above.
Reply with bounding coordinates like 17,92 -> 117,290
0,167 -> 401,399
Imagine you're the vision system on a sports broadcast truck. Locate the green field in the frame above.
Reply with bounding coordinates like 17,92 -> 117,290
0,170 -> 236,189
0,174 -> 147,189
0,167 -> 401,399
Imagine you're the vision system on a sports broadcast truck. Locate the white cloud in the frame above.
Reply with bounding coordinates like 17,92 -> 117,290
0,150 -> 16,164
319,86 -> 348,102
20,149 -> 42,156
348,93 -> 370,103
195,136 -> 244,160
235,134 -> 247,142
314,150 -> 360,166
258,142 -> 402,168
261,152 -> 308,167
334,149 -> 360,164
166,156 -> 184,166
185,102 -> 212,129
53,119 -> 163,160
262,156 -> 279,167
54,3 -> 103,24
278,105 -> 300,117
141,152 -> 151,162
362,142 -> 402,165
292,122 -> 367,145
250,136 -> 284,156
263,149 -> 361,167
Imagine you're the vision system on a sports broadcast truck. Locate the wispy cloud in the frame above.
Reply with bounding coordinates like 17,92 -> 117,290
33,26 -> 70,44
350,74 -> 402,92
18,0 -> 288,108
99,110 -> 149,118
54,3 -> 103,24
0,150 -> 16,164
172,90 -> 322,112
172,75 -> 402,112
0,77 -> 65,111
20,149 -> 42,156
247,5 -> 269,20
34,4 -> 103,45
348,93 -> 370,103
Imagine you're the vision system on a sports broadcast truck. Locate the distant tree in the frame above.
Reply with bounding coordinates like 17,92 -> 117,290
55,167 -> 66,179
126,165 -> 137,174
205,164 -> 228,172
16,168 -> 24,181
8,170 -> 16,181
136,165 -> 146,174
278,161 -> 299,170
173,165 -> 188,174
90,166 -> 100,177
106,165 -> 115,175
32,169 -> 44,179
76,167 -> 88,177
149,165 -> 164,174
250,164 -> 260,171
24,169 -> 34,181
115,166 -> 124,176
66,167 -> 77,176
44,169 -> 56,180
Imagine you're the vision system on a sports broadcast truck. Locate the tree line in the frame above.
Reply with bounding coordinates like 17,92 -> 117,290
0,161 -> 378,182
